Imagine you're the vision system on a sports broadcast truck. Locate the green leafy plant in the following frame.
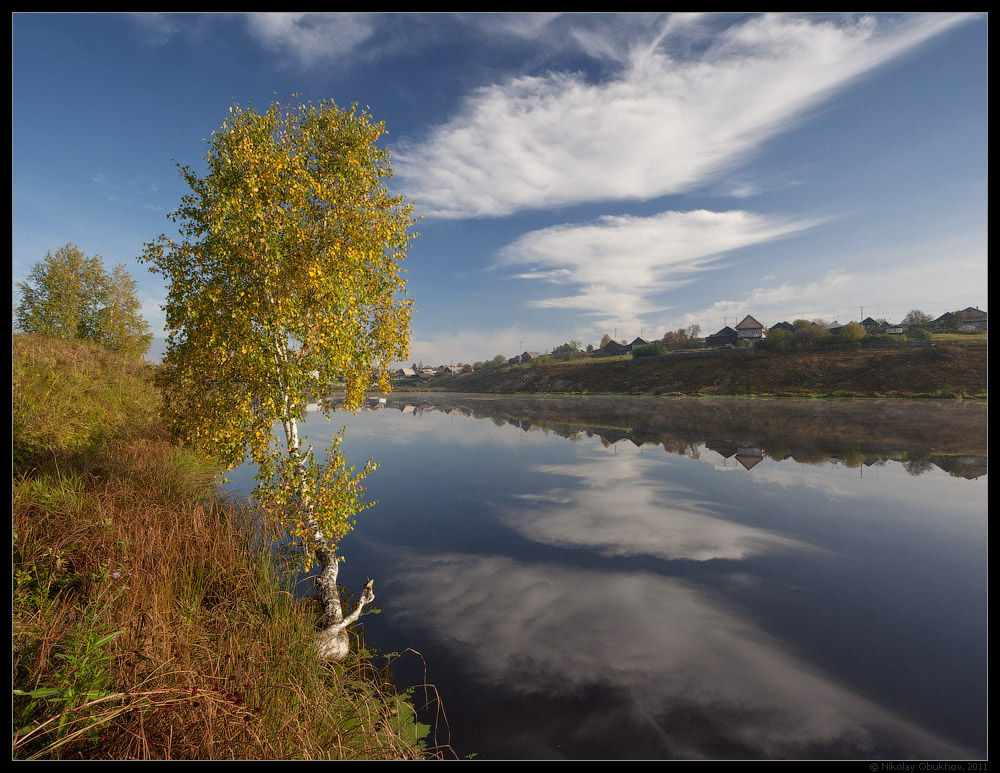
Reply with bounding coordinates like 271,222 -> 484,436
15,628 -> 124,743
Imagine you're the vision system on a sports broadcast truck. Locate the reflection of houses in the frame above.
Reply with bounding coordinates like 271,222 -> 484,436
705,438 -> 766,469
735,315 -> 767,343
706,438 -> 737,458
935,456 -> 988,480
705,326 -> 738,348
598,429 -> 634,447
735,446 -> 766,470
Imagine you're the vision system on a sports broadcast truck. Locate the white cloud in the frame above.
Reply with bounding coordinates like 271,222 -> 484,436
129,13 -> 181,47
499,208 -> 818,335
457,12 -> 561,41
244,13 -> 376,66
384,550 -> 972,758
396,13 -> 971,218
680,240 -> 988,335
405,323 -> 560,367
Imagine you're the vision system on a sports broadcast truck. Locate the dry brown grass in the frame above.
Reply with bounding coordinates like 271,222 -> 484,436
13,335 -> 442,759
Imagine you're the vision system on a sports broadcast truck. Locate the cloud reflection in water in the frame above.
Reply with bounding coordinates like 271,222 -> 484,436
385,550 -> 971,759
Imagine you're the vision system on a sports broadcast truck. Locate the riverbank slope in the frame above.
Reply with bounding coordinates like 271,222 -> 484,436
12,334 -> 430,759
414,340 -> 987,398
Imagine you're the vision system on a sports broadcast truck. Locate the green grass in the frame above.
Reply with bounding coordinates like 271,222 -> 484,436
930,330 -> 987,345
13,335 -> 444,759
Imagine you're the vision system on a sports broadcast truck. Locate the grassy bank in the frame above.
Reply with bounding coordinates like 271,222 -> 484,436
12,335 -> 438,760
417,338 -> 987,398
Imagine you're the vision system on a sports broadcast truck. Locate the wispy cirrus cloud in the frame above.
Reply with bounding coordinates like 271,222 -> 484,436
244,13 -> 377,66
499,208 -> 819,334
395,13 -> 971,218
129,13 -> 182,47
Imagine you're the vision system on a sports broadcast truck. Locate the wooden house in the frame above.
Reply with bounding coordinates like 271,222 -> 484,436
933,307 -> 987,330
706,326 -> 738,348
600,340 -> 630,356
735,315 -> 767,343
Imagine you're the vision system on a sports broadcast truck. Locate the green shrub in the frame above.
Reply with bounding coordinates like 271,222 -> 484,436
632,342 -> 668,357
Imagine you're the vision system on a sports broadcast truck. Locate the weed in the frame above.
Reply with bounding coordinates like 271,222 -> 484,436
13,335 -> 442,759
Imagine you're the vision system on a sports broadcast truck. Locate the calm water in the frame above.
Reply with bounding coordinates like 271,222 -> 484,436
229,395 -> 987,760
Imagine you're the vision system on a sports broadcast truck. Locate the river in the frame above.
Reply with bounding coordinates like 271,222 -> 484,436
227,394 -> 987,760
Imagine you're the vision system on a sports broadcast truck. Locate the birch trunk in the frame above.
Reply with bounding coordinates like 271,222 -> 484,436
284,414 -> 375,662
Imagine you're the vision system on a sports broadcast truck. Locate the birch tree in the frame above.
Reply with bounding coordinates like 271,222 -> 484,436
141,99 -> 416,661
15,244 -> 153,359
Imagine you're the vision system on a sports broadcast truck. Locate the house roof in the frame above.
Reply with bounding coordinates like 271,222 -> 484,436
735,315 -> 765,330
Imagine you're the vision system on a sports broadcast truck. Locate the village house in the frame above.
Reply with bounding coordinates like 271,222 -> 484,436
705,326 -> 738,348
734,315 -> 767,343
934,306 -> 988,330
599,340 -> 630,356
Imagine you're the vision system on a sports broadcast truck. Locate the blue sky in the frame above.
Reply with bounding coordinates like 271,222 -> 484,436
13,13 -> 988,366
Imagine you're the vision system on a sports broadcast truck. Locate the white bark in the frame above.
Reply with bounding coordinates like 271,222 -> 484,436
283,414 -> 375,662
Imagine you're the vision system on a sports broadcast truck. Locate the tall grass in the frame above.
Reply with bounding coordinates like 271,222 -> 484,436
13,335 -> 445,759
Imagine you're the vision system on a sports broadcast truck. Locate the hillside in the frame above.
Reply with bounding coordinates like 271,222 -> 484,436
12,335 -> 431,760
414,341 -> 987,398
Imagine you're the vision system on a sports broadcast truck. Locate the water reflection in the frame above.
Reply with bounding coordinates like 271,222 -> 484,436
384,551 -> 970,759
351,393 -> 987,480
506,448 -> 815,561
238,394 -> 986,759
